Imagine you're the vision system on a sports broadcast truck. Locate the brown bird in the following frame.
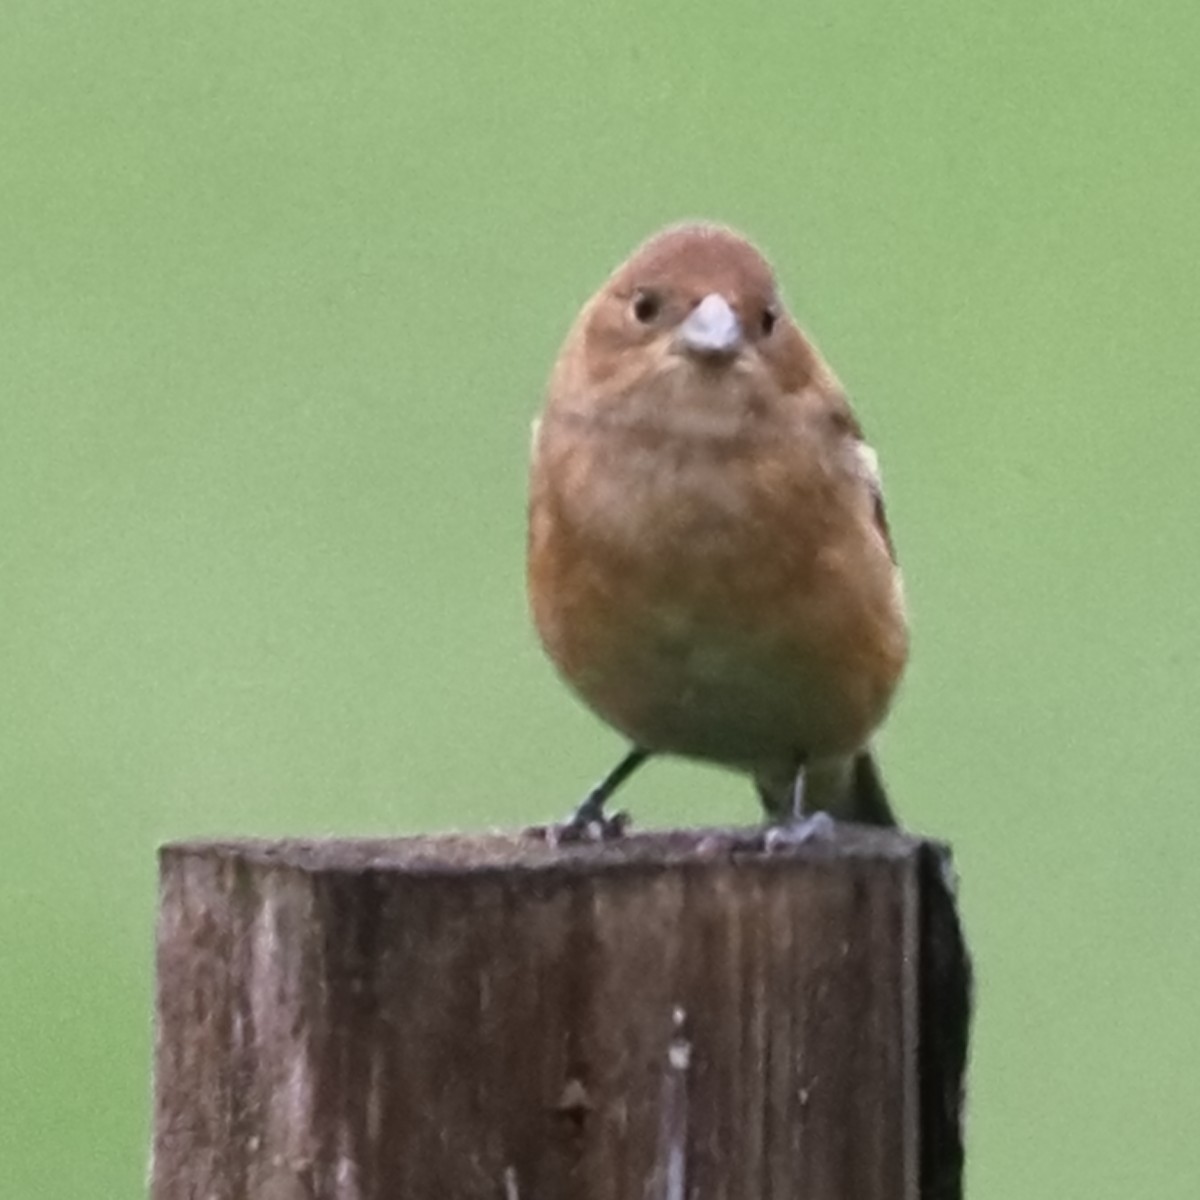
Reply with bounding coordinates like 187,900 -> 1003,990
527,223 -> 908,839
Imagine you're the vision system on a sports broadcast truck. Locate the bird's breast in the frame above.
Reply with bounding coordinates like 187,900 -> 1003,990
528,407 -> 906,764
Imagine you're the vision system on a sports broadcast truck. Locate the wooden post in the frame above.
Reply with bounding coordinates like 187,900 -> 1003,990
152,827 -> 970,1200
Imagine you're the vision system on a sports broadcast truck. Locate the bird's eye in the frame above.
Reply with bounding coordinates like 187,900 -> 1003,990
631,289 -> 662,324
761,306 -> 779,337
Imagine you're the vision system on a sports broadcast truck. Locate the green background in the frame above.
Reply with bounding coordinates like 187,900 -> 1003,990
3,2 -> 1198,1195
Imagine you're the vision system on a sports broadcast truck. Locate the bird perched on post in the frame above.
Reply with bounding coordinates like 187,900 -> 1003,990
527,223 -> 908,839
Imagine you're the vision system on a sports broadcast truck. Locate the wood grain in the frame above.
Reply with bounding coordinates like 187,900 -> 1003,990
152,826 -> 970,1199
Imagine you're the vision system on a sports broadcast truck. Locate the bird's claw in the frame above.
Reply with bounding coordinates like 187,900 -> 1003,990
549,811 -> 633,849
762,810 -> 837,852
525,801 -> 631,846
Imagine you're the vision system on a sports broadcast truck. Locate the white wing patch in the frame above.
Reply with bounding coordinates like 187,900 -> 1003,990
851,438 -> 899,568
852,439 -> 882,491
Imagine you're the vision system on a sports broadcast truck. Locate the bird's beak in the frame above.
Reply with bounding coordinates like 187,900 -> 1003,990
676,293 -> 743,358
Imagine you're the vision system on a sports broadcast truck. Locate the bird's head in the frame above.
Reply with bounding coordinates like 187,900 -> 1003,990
554,224 -> 827,418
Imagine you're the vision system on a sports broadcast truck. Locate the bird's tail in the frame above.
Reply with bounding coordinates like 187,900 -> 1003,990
845,749 -> 897,826
756,749 -> 897,827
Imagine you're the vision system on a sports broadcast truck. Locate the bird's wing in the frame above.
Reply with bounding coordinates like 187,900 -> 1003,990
850,438 -> 897,564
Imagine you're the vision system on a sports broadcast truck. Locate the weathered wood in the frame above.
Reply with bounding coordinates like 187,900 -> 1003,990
152,827 -> 970,1200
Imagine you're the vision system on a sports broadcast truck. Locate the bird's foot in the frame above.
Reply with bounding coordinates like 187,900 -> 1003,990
762,811 -> 838,852
525,747 -> 648,846
718,811 -> 839,855
526,794 -> 631,846
554,808 -> 631,845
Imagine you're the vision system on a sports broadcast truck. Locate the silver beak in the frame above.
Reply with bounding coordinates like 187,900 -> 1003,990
676,293 -> 743,357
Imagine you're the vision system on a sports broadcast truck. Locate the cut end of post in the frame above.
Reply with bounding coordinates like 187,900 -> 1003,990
160,821 -> 943,876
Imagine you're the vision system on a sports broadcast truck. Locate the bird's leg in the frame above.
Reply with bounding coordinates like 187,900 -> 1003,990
760,761 -> 836,850
790,764 -> 807,820
554,746 -> 651,842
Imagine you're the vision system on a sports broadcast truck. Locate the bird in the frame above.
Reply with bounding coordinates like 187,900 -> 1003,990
527,222 -> 908,840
